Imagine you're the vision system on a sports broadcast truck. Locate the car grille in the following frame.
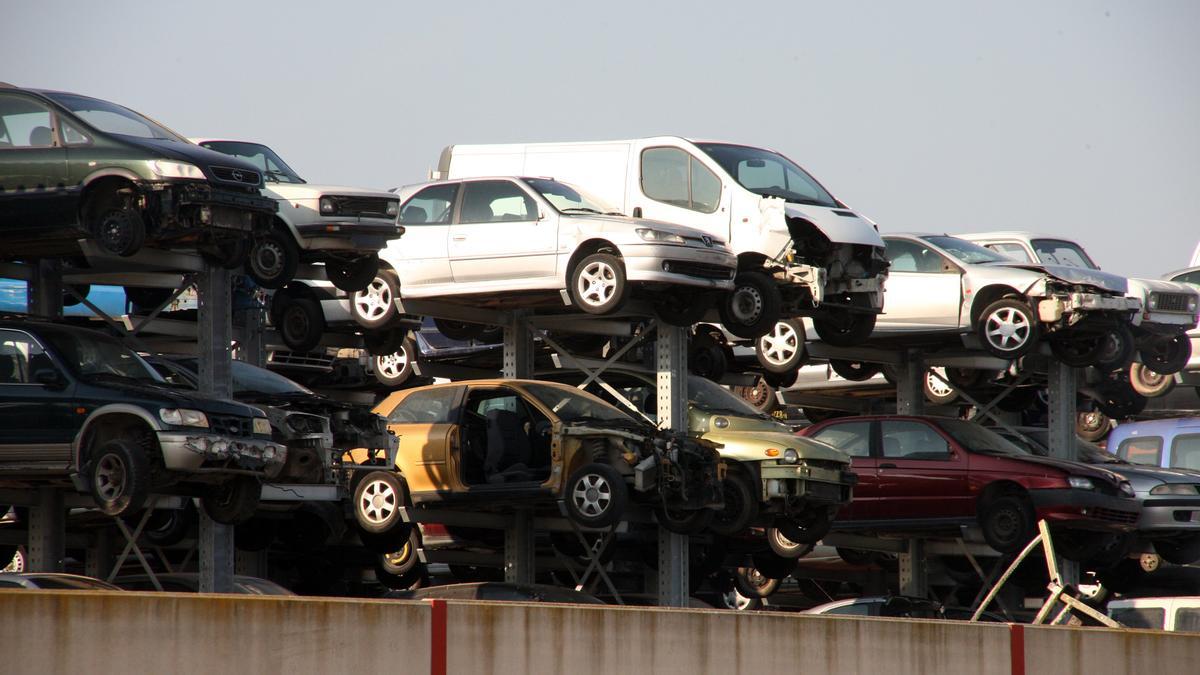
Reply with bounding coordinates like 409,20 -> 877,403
209,414 -> 253,437
1092,507 -> 1139,525
1152,292 -> 1194,313
267,350 -> 336,371
210,166 -> 262,187
805,480 -> 846,502
327,196 -> 396,218
662,260 -> 735,280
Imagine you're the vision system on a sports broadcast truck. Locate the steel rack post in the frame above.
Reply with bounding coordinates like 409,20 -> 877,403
502,310 -> 534,379
197,264 -> 235,593
656,324 -> 689,607
894,348 -> 926,416
25,487 -> 65,572
1046,361 -> 1078,462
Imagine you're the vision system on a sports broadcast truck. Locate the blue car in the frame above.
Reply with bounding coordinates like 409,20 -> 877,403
0,278 -> 127,317
1108,418 -> 1200,471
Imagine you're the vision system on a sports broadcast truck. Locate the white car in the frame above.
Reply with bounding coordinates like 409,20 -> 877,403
962,232 -> 1198,377
193,139 -> 401,292
877,234 -> 1142,363
369,177 -> 737,320
435,137 -> 889,341
1107,596 -> 1200,632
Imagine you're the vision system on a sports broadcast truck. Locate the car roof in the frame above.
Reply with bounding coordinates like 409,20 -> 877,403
0,572 -> 122,590
1109,418 -> 1200,440
958,231 -> 1064,242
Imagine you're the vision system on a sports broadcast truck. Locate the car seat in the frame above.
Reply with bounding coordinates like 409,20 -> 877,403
484,409 -> 533,483
28,126 -> 52,147
401,205 -> 428,224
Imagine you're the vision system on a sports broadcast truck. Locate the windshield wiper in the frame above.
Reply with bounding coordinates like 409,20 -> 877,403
560,207 -> 603,214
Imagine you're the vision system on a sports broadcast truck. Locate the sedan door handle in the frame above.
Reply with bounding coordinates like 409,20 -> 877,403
879,463 -> 897,469
452,235 -> 466,241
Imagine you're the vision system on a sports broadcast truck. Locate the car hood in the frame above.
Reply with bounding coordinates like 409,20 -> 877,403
573,214 -> 726,244
266,183 -> 398,201
119,137 -> 264,180
90,379 -> 263,418
996,263 -> 1128,294
1004,452 -> 1125,485
783,203 -> 885,248
1095,463 -> 1200,493
704,427 -> 850,465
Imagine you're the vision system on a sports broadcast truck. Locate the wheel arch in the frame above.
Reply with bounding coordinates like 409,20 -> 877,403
79,173 -> 140,222
969,285 -> 1025,327
565,239 -> 622,286
72,407 -> 162,475
976,479 -> 1031,513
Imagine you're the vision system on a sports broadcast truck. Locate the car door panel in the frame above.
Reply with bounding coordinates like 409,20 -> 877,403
880,238 -> 963,329
391,422 -> 458,496
808,420 -> 877,520
449,180 -> 556,283
875,420 -> 971,520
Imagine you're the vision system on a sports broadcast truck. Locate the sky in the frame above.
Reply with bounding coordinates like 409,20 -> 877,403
3,0 -> 1197,278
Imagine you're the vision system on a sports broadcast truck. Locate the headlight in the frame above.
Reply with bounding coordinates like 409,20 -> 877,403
713,416 -> 729,429
636,228 -> 685,244
150,160 -> 206,180
781,448 -> 800,464
1067,476 -> 1094,490
1150,483 -> 1199,496
159,408 -> 209,428
253,418 -> 272,435
262,445 -> 278,461
319,196 -> 337,215
1189,297 -> 1198,312
1119,481 -> 1135,498
1148,295 -> 1158,310
385,200 -> 400,217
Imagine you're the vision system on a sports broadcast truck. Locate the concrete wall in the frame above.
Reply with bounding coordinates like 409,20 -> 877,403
1,591 -> 1198,675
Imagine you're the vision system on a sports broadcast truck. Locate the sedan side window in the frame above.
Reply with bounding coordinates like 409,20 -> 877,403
401,184 -> 459,225
0,330 -> 49,384
389,387 -> 460,424
884,239 -> 951,274
1116,436 -> 1163,466
459,180 -> 537,224
0,94 -> 55,149
986,243 -> 1034,263
1169,434 -> 1200,470
1171,271 -> 1200,288
810,421 -> 872,457
640,147 -> 721,214
881,421 -> 951,460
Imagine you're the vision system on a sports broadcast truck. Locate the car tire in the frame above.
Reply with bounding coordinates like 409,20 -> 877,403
277,297 -> 325,352
353,470 -> 410,538
433,319 -> 489,342
1094,379 -> 1147,419
247,229 -> 299,289
719,271 -> 782,339
656,504 -> 715,535
735,376 -> 779,414
139,500 -> 196,547
202,237 -> 250,270
1094,324 -> 1136,371
1050,334 -> 1106,368
91,205 -> 146,257
351,268 -> 400,329
765,525 -> 815,559
923,367 -> 960,405
124,286 -> 175,313
733,566 -> 781,599
1154,534 -> 1200,566
373,337 -> 416,388
327,255 -> 380,293
375,528 -> 426,590
976,298 -> 1039,359
750,550 -> 800,579
654,292 -> 711,327
829,359 -> 880,382
1128,363 -> 1175,398
756,319 -> 807,374
202,477 -> 262,525
1076,410 -> 1112,442
720,587 -> 764,611
979,492 -> 1036,554
564,463 -> 628,528
811,304 -> 877,347
1140,334 -> 1192,375
688,330 -> 728,382
364,328 -> 407,357
570,253 -> 628,315
88,439 -> 150,517
776,507 -> 836,545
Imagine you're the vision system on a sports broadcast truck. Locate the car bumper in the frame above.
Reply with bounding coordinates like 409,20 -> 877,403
1137,496 -> 1200,531
1029,488 -> 1141,531
295,221 -> 403,251
1134,313 -> 1199,333
623,243 -> 736,290
158,431 -> 287,473
759,463 -> 856,506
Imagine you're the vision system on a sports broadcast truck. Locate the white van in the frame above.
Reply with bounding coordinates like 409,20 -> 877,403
1107,597 -> 1200,632
435,137 -> 888,343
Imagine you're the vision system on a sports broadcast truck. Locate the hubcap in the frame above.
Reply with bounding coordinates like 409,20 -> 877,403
100,212 -> 132,251
991,508 -> 1018,541
577,261 -> 617,307
926,367 -> 954,398
359,479 -> 396,525
758,321 -> 798,366
253,241 -> 285,279
354,277 -> 393,320
376,346 -> 409,379
95,453 -> 127,501
984,307 -> 1031,351
730,285 -> 764,323
283,309 -> 310,342
572,473 -> 612,516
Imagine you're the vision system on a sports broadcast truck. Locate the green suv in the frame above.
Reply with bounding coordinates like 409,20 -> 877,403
0,83 -> 276,263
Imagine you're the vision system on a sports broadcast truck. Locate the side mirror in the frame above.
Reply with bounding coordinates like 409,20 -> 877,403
538,210 -> 547,221
33,369 -> 66,389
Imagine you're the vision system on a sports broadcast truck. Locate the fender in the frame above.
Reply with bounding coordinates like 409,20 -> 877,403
81,167 -> 145,189
71,403 -> 164,471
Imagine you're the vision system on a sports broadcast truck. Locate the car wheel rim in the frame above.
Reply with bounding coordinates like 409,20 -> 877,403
723,589 -> 754,610
359,479 -> 397,525
95,454 -> 127,501
385,540 -> 412,568
730,285 -> 764,324
759,322 -> 798,366
100,212 -> 132,252
984,307 -> 1031,351
572,473 -> 612,517
989,508 -> 1019,542
926,368 -> 954,398
376,347 -> 409,379
577,261 -> 617,308
1133,365 -> 1167,388
252,240 -> 285,279
283,310 -> 310,344
354,278 -> 393,320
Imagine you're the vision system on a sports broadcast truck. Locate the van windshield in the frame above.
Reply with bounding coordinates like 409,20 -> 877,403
695,143 -> 838,207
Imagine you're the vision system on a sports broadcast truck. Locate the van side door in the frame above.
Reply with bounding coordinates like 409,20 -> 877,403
631,145 -> 729,239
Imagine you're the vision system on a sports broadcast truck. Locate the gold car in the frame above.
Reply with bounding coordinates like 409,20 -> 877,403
349,379 -> 723,541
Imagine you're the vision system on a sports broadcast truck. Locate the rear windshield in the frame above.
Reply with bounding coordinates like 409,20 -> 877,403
1117,436 -> 1164,466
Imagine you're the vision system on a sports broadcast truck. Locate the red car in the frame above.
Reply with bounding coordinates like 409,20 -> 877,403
797,415 -> 1140,555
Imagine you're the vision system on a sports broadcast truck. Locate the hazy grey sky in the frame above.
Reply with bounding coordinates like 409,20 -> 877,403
4,0 -> 1197,278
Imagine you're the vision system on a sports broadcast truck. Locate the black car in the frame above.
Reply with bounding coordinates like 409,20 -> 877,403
0,83 -> 276,263
145,355 -> 395,484
0,319 -> 283,523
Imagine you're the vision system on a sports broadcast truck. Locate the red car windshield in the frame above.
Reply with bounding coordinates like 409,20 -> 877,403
936,420 -> 1028,455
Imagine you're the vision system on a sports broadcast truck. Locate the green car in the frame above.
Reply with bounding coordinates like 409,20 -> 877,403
0,83 -> 276,262
542,369 -> 857,544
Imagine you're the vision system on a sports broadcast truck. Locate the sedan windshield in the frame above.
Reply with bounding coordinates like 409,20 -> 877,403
39,328 -> 163,383
937,419 -> 1029,455
176,358 -> 312,396
524,178 -> 617,215
1031,239 -> 1098,270
523,383 -> 638,424
695,142 -> 838,207
923,236 -> 1009,265
199,141 -> 305,184
45,93 -> 186,142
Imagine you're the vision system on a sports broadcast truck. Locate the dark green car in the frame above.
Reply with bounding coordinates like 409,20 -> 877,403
0,83 -> 276,262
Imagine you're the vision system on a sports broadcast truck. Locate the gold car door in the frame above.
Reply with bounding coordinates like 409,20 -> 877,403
374,385 -> 465,498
